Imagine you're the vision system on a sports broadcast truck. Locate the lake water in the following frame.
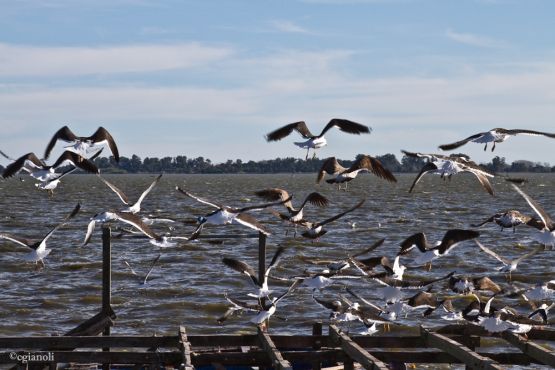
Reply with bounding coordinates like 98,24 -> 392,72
0,173 -> 553,337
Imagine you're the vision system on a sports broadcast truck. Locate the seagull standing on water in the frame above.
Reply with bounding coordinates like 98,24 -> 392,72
44,126 -> 120,162
0,203 -> 80,267
265,119 -> 371,160
316,155 -> 397,190
439,128 -> 555,152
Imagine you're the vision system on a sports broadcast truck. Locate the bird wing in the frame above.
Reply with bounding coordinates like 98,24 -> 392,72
438,132 -> 484,151
351,238 -> 386,258
254,188 -> 292,209
299,192 -> 329,209
51,151 -> 99,174
133,174 -> 163,209
401,271 -> 455,288
175,186 -> 222,209
265,121 -> 314,141
525,217 -> 546,231
83,220 -> 96,246
512,184 -> 554,230
2,153 -> 45,178
0,233 -> 32,248
97,175 -> 130,205
222,257 -> 260,287
319,118 -> 371,137
116,212 -> 160,240
470,215 -> 496,227
312,295 -> 342,311
399,232 -> 429,254
274,279 -> 301,303
437,229 -> 480,254
316,199 -> 365,227
234,213 -> 271,235
142,254 -> 161,284
266,246 -> 286,279
475,240 -> 509,265
345,288 -> 383,312
0,150 -> 15,161
400,150 -> 435,160
89,127 -> 120,162
471,172 -> 495,196
236,196 -> 293,213
407,161 -> 438,193
503,129 -> 555,138
347,155 -> 397,183
513,245 -> 544,265
317,157 -> 345,183
44,126 -> 78,160
41,203 -> 81,244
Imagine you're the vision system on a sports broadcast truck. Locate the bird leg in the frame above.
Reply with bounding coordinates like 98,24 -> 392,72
305,148 -> 310,160
312,151 -> 316,159
484,143 -> 488,151
492,142 -> 496,152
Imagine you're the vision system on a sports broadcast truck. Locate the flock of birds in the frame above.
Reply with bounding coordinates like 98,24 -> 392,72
1,122 -> 555,338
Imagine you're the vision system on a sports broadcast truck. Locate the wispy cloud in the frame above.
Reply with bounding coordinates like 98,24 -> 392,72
269,20 -> 311,34
0,42 -> 233,77
445,29 -> 508,49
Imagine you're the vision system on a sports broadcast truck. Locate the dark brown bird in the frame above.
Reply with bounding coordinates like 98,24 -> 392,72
316,155 -> 397,190
44,126 -> 119,162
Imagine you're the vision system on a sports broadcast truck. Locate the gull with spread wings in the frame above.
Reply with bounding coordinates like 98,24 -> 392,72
316,155 -> 397,190
44,126 -> 119,162
439,128 -> 555,152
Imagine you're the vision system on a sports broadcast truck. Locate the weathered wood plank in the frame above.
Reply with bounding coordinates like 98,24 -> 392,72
0,352 -> 182,365
179,326 -> 194,370
258,327 -> 293,370
0,336 -> 175,348
501,331 -> 555,368
421,327 -> 504,370
329,325 -> 388,370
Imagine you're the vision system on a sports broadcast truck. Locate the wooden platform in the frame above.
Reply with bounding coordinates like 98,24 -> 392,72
2,323 -> 555,369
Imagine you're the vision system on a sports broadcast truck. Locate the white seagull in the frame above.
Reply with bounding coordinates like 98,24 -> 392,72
265,119 -> 371,159
0,203 -> 80,267
475,240 -> 543,281
44,125 -> 120,162
98,173 -> 162,214
439,128 -> 555,152
512,184 -> 555,246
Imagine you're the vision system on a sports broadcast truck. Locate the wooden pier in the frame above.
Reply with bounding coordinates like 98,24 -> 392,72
2,227 -> 555,369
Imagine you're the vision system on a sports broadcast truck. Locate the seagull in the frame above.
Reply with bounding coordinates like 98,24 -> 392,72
401,150 -> 495,195
511,184 -> 555,246
298,199 -> 366,240
316,155 -> 397,190
222,246 -> 286,298
44,126 -> 120,162
83,211 -> 177,248
475,240 -> 543,281
439,128 -> 555,152
254,188 -> 328,235
176,186 -> 290,237
265,119 -> 371,159
98,174 -> 162,214
471,210 -> 545,233
528,302 -> 555,324
398,229 -> 480,269
2,151 -> 99,181
0,203 -> 80,267
523,281 -> 555,302
122,254 -> 161,285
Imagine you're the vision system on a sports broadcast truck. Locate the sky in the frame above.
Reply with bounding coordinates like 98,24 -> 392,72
1,0 -> 555,165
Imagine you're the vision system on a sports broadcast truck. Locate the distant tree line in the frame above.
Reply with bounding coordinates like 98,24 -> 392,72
85,154 -> 555,174
0,154 -> 552,174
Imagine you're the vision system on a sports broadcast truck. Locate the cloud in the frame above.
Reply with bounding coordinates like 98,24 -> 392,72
0,42 -> 233,77
445,29 -> 508,49
269,20 -> 311,34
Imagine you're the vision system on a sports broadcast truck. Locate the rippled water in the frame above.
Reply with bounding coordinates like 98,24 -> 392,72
0,173 -> 553,337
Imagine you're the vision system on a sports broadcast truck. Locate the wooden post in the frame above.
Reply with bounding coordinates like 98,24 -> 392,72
102,226 -> 112,370
179,326 -> 194,370
258,327 -> 293,370
329,325 -> 388,370
258,232 -> 267,331
312,322 -> 322,370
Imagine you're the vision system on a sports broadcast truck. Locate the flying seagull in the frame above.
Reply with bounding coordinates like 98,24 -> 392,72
2,151 -> 99,181
265,119 -> 371,159
398,229 -> 480,269
98,173 -> 162,214
470,210 -> 545,233
439,128 -> 555,152
176,186 -> 290,237
316,155 -> 397,190
0,203 -> 80,267
401,150 -> 494,195
298,199 -> 366,240
44,126 -> 120,162
222,246 -> 286,298
475,240 -> 543,281
511,184 -> 555,246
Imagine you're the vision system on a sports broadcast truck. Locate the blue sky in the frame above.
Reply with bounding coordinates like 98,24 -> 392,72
1,0 -> 555,165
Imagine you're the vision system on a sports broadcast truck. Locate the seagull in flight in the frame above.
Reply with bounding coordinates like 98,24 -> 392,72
0,203 -> 80,267
98,173 -> 162,214
316,155 -> 397,190
475,240 -> 543,281
471,210 -> 545,233
511,184 -> 555,247
265,119 -> 371,159
439,128 -> 555,152
44,126 -> 120,162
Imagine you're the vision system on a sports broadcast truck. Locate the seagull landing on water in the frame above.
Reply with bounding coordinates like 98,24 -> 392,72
398,229 -> 480,270
475,240 -> 543,281
2,151 -> 99,182
401,150 -> 495,196
176,186 -> 290,237
316,155 -> 397,190
222,246 -> 286,299
265,119 -> 371,160
0,203 -> 80,268
439,128 -> 555,152
254,188 -> 328,236
471,210 -> 545,233
44,126 -> 120,162
511,184 -> 555,247
98,173 -> 163,214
